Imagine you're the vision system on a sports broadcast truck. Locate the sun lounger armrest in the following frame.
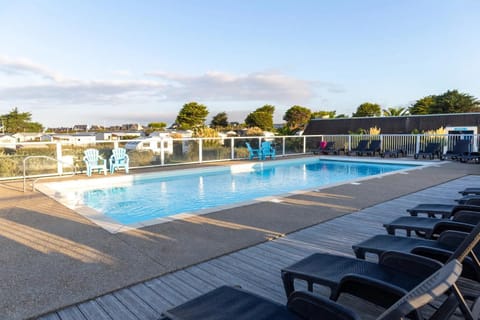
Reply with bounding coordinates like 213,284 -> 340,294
287,291 -> 360,320
432,221 -> 475,237
463,198 -> 480,206
335,274 -> 412,310
453,205 -> 480,214
379,251 -> 442,278
411,245 -> 480,282
410,246 -> 455,264
437,230 -> 469,248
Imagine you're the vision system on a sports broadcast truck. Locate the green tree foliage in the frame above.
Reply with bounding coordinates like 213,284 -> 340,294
245,104 -> 275,131
410,90 -> 479,115
175,102 -> 209,130
0,107 -> 44,133
409,95 -> 437,115
431,90 -> 479,114
311,110 -> 336,119
352,102 -> 381,117
210,112 -> 229,128
382,107 -> 409,116
148,122 -> 167,130
283,105 -> 312,131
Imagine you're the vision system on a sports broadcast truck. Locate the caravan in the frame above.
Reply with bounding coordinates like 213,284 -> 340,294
125,136 -> 173,154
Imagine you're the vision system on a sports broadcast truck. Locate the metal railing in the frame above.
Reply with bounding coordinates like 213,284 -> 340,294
23,156 -> 78,192
1,133 -> 478,181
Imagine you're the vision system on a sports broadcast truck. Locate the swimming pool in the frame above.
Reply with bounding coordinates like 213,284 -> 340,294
38,158 -> 421,232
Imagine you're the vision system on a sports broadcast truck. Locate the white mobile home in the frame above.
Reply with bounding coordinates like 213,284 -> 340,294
125,137 -> 173,154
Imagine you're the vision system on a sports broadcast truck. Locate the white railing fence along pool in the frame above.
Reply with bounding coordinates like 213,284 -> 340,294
0,133 -> 478,180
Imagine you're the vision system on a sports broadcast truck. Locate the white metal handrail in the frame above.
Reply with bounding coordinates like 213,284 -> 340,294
23,156 -> 77,192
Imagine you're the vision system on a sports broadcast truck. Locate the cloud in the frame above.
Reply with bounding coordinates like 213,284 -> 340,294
0,80 -> 166,104
0,57 -> 330,110
147,70 -> 315,104
0,56 -> 64,82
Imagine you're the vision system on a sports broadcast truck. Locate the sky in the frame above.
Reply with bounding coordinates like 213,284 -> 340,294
0,0 -> 479,128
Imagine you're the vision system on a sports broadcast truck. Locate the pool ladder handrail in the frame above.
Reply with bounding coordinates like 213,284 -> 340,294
23,155 -> 78,192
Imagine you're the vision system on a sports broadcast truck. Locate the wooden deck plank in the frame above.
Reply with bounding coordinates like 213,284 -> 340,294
195,260 -> 285,303
76,300 -> 112,320
113,288 -> 160,320
128,283 -> 171,314
160,273 -> 205,299
95,295 -> 138,320
56,307 -> 87,320
144,277 -> 189,306
182,265 -> 228,288
37,313 -> 62,320
172,269 -> 217,292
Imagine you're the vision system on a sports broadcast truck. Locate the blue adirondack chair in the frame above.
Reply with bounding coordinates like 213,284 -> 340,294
245,142 -> 261,160
83,148 -> 107,176
109,147 -> 129,174
260,141 -> 276,160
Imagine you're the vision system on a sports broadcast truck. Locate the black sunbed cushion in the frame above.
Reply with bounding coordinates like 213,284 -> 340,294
407,203 -> 457,218
162,286 -> 301,320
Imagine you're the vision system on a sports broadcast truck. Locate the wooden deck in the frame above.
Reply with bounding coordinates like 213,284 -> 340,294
38,175 -> 479,320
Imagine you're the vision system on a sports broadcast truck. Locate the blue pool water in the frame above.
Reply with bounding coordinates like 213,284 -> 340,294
82,159 -> 416,225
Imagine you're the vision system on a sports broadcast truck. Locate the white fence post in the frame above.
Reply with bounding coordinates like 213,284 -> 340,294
415,135 -> 420,154
56,142 -> 63,175
348,135 -> 352,151
160,138 -> 165,165
282,137 -> 286,156
303,136 -> 306,154
230,137 -> 235,160
199,138 -> 203,163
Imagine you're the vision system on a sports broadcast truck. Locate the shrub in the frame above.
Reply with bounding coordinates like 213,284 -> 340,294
0,157 -> 21,177
128,150 -> 154,166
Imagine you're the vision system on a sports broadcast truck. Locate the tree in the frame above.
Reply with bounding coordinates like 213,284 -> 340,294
148,122 -> 167,130
0,107 -> 44,133
283,105 -> 312,131
311,110 -> 336,119
245,104 -> 275,131
352,102 -> 381,117
382,107 -> 409,116
409,95 -> 437,115
409,90 -> 479,115
430,90 -> 480,114
175,102 -> 209,130
210,112 -> 229,128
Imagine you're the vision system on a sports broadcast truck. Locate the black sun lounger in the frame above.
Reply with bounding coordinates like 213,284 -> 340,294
440,139 -> 470,161
460,188 -> 480,196
351,230 -> 480,283
281,222 -> 480,319
456,195 -> 480,205
407,203 -> 480,218
161,260 -> 463,320
364,140 -> 381,156
414,142 -> 441,160
282,251 -> 442,307
313,141 -> 338,155
384,210 -> 480,238
348,139 -> 369,156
